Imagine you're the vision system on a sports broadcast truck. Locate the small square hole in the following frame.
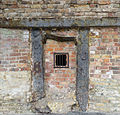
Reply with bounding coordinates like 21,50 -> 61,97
54,53 -> 69,68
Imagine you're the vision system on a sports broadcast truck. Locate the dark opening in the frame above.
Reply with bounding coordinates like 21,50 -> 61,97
56,54 -> 66,66
54,53 -> 69,68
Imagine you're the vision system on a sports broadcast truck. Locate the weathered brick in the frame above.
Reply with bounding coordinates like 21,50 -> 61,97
0,0 -> 119,19
112,75 -> 120,79
43,29 -> 77,113
0,28 -> 30,72
113,71 -> 120,74
89,27 -> 120,113
98,0 -> 111,5
110,67 -> 120,70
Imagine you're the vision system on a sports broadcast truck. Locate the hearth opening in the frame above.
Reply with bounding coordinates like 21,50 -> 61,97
54,53 -> 69,68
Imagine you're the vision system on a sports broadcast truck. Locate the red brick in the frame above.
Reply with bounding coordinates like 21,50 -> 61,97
45,73 -> 51,77
90,4 -> 96,8
69,78 -> 75,82
44,39 -> 76,89
22,53 -> 29,56
71,74 -> 76,77
56,85 -> 63,89
19,60 -> 27,63
10,53 -> 21,56
52,81 -> 59,85
96,66 -> 109,70
19,49 -> 27,52
58,43 -> 67,47
19,57 -> 28,60
55,70 -> 65,73
112,75 -> 120,80
0,68 -> 7,71
55,48 -> 63,51
68,32 -> 77,36
71,59 -> 76,62
97,47 -> 106,50
104,59 -> 109,63
9,68 -> 19,71
6,57 -> 16,60
98,0 -> 111,5
64,74 -> 70,77
90,74 -> 101,78
13,49 -> 19,52
46,48 -> 53,51
20,67 -> 30,71
108,13 -> 115,17
115,43 -> 120,46
48,44 -> 57,48
10,61 -> 18,63
48,51 -> 53,54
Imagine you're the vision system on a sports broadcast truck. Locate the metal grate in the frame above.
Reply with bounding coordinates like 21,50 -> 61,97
54,53 -> 69,68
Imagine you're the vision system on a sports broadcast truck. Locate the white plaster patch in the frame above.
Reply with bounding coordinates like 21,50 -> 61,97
90,51 -> 95,54
0,71 -> 31,100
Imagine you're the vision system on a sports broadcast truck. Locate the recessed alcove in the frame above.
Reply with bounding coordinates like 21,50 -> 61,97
44,38 -> 77,113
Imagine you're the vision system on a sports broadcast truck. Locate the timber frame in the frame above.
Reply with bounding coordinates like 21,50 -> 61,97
31,28 -> 89,112
0,18 -> 120,28
0,18 -> 120,114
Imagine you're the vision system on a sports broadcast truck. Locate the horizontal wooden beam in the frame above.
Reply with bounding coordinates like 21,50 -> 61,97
0,18 -> 120,28
42,32 -> 77,44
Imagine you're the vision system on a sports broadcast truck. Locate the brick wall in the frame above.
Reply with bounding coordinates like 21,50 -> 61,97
1,26 -> 120,114
0,28 -> 31,113
0,28 -> 30,71
89,27 -> 120,112
43,29 -> 78,113
44,40 -> 76,89
0,0 -> 120,19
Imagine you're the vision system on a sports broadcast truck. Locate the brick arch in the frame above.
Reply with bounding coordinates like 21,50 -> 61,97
31,28 -> 89,112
